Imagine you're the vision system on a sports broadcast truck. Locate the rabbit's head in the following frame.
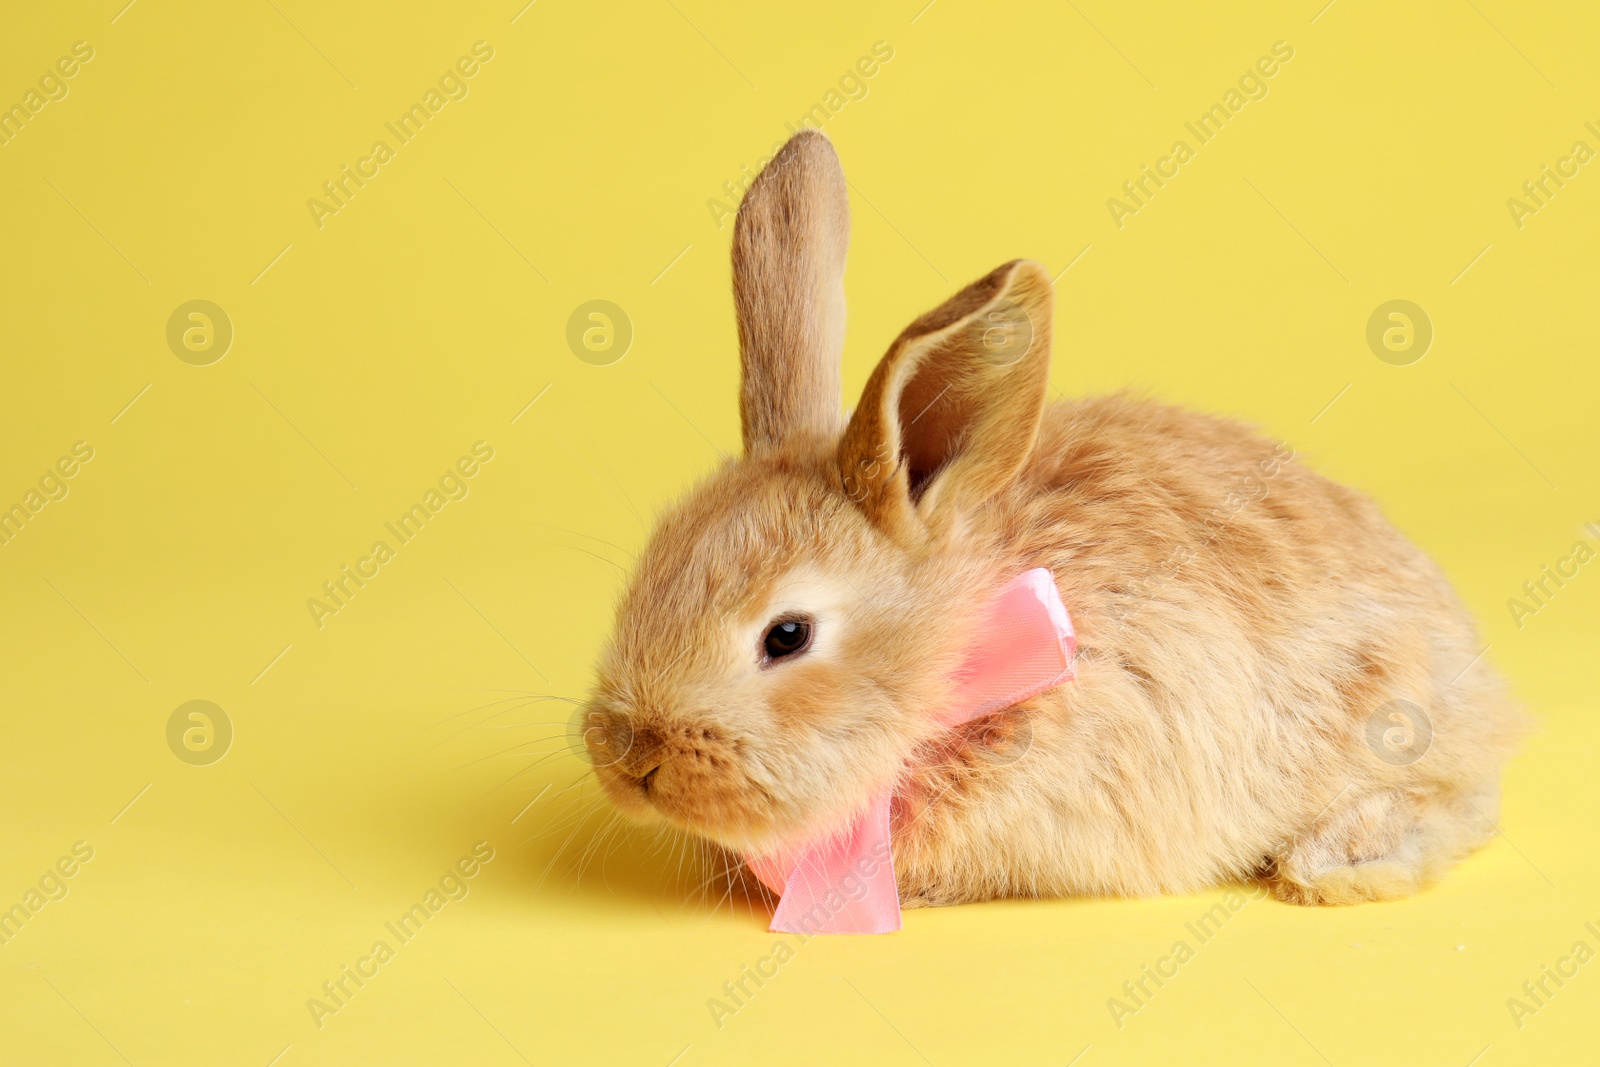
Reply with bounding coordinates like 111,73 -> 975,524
584,130 -> 1057,853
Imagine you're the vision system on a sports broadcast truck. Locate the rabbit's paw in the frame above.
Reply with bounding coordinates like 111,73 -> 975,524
1265,782 -> 1498,906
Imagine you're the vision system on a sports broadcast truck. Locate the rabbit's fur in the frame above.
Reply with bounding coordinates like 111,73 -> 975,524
585,130 -> 1521,908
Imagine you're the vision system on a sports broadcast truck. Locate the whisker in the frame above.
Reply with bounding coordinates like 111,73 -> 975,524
598,459 -> 648,532
532,804 -> 603,893
480,763 -> 589,804
429,698 -> 544,748
510,789 -> 603,848
579,811 -> 627,889
545,771 -> 598,803
430,696 -> 584,748
518,799 -> 602,849
421,691 -> 579,731
531,522 -> 638,562
541,539 -> 628,578
443,741 -> 573,774
698,848 -> 738,927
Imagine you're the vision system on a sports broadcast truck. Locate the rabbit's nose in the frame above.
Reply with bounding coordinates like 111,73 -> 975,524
615,723 -> 668,783
578,705 -> 636,768
579,704 -> 671,785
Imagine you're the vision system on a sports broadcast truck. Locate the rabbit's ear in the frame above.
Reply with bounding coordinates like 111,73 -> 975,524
733,130 -> 850,456
838,260 -> 1053,540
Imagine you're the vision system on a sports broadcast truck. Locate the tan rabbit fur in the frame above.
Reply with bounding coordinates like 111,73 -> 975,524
583,129 -> 1521,910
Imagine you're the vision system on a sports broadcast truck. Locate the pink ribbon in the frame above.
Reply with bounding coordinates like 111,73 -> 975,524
745,568 -> 1077,934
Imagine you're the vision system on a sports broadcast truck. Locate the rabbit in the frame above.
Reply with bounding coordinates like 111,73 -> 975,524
581,128 -> 1522,911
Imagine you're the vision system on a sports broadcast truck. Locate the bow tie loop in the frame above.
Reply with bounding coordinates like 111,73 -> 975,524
747,568 -> 1076,935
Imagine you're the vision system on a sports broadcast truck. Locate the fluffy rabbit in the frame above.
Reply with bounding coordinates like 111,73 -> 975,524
583,129 -> 1520,909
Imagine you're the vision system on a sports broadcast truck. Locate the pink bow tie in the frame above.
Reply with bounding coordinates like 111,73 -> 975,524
745,568 -> 1076,934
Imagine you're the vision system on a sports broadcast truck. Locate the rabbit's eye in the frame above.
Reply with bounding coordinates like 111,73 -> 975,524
762,617 -> 813,662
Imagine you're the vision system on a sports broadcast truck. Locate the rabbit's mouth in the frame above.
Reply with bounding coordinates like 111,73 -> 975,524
585,711 -> 801,848
615,755 -> 890,859
599,762 -> 796,854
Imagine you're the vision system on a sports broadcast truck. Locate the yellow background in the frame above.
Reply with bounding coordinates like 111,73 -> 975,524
1,0 -> 1596,1063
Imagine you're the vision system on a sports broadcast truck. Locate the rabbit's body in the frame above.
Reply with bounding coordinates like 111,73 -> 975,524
584,130 -> 1518,915
892,393 -> 1518,906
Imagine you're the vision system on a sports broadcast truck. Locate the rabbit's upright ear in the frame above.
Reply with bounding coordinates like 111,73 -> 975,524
838,260 -> 1053,540
733,130 -> 850,456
